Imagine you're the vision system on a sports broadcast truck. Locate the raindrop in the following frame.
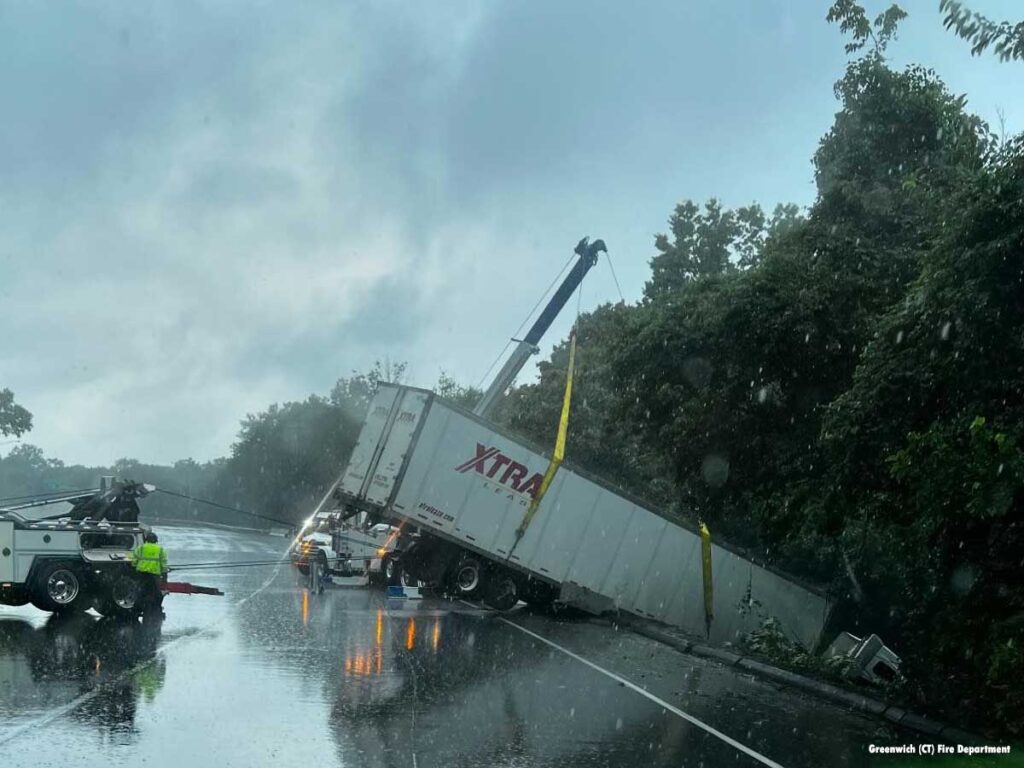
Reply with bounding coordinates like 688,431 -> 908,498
940,321 -> 951,341
896,330 -> 904,344
701,455 -> 730,489
950,564 -> 978,597
616,717 -> 623,731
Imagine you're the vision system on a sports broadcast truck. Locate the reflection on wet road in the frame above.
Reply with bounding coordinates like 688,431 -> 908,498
0,526 -> 902,767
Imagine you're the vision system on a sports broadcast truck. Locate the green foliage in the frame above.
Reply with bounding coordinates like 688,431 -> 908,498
941,0 -> 1024,62
742,617 -> 857,682
502,20 -> 1021,736
435,371 -> 482,410
498,303 -> 674,504
0,388 -> 32,438
210,361 -> 408,525
645,200 -> 803,300
826,1 -> 907,56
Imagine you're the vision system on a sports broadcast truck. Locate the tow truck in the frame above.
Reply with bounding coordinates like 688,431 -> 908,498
289,509 -> 398,582
1,479 -> 221,617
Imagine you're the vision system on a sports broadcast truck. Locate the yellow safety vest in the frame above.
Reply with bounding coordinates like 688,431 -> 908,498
132,542 -> 168,575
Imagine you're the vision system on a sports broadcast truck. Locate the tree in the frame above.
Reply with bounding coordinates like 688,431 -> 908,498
0,388 -> 32,438
940,0 -> 1024,62
330,359 -> 407,418
645,200 -> 803,300
209,361 -> 410,525
499,303 -> 673,505
435,371 -> 481,410
826,1 -> 907,56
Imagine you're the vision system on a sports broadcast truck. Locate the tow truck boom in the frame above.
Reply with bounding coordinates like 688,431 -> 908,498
472,237 -> 605,419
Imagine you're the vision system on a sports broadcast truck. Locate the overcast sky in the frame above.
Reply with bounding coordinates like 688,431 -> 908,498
1,1 -> 1020,466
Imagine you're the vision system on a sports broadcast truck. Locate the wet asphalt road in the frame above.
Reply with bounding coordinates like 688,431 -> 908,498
0,526 -> 908,768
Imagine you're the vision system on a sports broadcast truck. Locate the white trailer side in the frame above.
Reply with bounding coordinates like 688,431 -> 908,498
339,384 -> 831,649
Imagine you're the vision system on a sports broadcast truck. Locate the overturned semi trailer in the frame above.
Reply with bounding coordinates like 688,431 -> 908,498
337,384 -> 831,649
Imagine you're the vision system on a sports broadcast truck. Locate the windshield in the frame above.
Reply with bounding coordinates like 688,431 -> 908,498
1,3 -> 1021,766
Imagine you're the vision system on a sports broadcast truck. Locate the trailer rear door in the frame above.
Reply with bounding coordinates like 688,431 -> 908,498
365,388 -> 431,507
338,386 -> 401,503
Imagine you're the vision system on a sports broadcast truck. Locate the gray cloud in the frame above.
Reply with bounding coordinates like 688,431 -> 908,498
1,1 -> 1019,465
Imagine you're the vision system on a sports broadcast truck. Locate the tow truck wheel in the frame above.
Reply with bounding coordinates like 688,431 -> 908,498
94,574 -> 142,619
30,562 -> 89,614
484,572 -> 519,611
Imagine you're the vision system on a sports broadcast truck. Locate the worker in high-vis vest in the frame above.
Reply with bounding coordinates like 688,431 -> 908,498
131,531 -> 169,613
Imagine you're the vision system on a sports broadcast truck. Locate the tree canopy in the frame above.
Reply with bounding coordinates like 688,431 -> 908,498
0,388 -> 32,438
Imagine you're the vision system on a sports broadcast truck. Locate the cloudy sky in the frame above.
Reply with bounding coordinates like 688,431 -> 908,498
1,1 -> 1020,466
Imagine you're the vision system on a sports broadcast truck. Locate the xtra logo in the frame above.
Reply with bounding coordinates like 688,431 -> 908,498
454,443 -> 544,499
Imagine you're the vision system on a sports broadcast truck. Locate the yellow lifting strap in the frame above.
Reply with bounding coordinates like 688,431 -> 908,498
700,521 -> 714,638
508,328 -> 577,556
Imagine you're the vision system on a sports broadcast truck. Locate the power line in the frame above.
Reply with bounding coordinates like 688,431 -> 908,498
606,252 -> 626,303
153,488 -> 295,529
475,253 -> 576,391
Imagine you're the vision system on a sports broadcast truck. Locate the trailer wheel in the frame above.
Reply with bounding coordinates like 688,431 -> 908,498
452,557 -> 484,598
484,573 -> 519,611
383,554 -> 402,587
30,562 -> 89,614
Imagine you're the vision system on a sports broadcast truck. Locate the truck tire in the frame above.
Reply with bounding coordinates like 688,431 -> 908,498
93,573 -> 143,619
451,556 -> 484,599
317,550 -> 330,576
30,561 -> 90,614
384,554 -> 402,587
484,572 -> 519,611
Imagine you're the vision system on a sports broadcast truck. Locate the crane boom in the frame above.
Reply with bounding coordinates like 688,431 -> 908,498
473,237 -> 605,419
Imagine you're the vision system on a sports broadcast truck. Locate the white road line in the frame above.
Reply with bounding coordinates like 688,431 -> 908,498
0,547 -> 287,749
497,616 -> 788,768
